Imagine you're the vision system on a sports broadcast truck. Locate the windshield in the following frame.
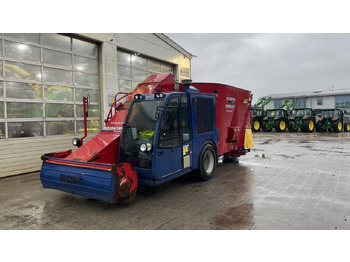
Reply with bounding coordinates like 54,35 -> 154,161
267,110 -> 276,117
252,109 -> 262,117
322,110 -> 334,118
119,99 -> 164,168
294,109 -> 304,117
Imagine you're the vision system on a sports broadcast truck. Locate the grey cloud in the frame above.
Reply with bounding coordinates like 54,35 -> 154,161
167,33 -> 350,102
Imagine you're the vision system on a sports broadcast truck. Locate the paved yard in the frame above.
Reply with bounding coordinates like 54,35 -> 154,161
1,131 -> 350,230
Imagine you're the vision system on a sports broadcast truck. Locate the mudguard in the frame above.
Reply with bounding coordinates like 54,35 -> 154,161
40,159 -> 137,204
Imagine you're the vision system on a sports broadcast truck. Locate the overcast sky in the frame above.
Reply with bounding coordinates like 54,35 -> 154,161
167,33 -> 350,103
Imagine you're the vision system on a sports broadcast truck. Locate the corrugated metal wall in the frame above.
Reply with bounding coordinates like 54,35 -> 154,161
0,134 -> 96,178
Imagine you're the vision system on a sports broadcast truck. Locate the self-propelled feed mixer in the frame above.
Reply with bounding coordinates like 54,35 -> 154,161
40,73 -> 253,204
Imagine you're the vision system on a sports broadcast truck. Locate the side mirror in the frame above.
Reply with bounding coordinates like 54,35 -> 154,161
85,95 -> 90,117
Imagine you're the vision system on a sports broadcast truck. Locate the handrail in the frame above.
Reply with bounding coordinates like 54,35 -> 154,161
104,92 -> 132,124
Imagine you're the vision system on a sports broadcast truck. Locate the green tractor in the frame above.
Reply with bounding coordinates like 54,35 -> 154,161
262,98 -> 295,132
316,108 -> 350,133
288,108 -> 316,132
251,96 -> 271,132
262,108 -> 289,132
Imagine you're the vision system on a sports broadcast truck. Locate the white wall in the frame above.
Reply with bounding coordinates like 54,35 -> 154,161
307,96 -> 334,109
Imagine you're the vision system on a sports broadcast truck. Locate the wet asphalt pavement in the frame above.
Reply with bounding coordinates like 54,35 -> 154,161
1,131 -> 350,230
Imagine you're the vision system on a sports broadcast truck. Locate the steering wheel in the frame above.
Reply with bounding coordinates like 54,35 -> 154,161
139,130 -> 155,138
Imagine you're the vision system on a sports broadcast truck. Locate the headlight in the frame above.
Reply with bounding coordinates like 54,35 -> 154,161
146,143 -> 152,151
140,144 -> 147,152
72,137 -> 82,147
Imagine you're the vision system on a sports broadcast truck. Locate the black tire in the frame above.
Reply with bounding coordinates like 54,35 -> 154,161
197,143 -> 217,181
252,118 -> 261,132
316,121 -> 326,132
274,118 -> 287,132
344,123 -> 350,132
288,121 -> 298,132
332,119 -> 342,133
262,121 -> 272,132
302,119 -> 315,133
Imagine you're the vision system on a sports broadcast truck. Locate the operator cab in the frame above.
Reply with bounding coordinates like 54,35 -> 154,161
119,90 -> 199,185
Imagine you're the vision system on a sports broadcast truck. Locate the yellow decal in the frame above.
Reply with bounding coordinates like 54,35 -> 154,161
183,145 -> 189,156
243,99 -> 248,104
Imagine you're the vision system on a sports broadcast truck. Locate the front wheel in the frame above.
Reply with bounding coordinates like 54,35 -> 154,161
198,143 -> 217,181
316,121 -> 326,132
344,123 -> 350,132
288,121 -> 298,132
262,121 -> 272,132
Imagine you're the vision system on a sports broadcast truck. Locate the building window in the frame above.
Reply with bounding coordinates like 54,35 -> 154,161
317,97 -> 323,106
273,99 -> 283,108
117,50 -> 174,92
0,33 -> 101,140
335,96 -> 346,108
296,98 -> 305,108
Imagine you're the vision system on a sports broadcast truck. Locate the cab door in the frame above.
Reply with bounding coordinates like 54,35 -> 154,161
154,96 -> 182,179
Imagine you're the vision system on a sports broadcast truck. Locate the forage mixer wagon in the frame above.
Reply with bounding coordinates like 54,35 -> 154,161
40,73 -> 253,203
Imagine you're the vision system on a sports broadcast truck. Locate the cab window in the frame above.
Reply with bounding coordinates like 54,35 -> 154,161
159,96 -> 180,148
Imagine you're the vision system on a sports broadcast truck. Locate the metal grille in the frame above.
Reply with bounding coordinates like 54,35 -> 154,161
197,98 -> 214,134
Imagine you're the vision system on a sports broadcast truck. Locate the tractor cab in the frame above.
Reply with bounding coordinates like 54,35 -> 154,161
251,108 -> 263,118
265,109 -> 287,119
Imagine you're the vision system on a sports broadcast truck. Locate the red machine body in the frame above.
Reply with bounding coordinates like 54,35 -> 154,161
180,82 -> 253,157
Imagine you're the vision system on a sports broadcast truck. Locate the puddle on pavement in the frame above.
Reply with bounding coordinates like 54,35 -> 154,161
215,203 -> 254,229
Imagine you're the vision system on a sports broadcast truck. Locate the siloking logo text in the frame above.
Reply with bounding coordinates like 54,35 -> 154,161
60,175 -> 84,185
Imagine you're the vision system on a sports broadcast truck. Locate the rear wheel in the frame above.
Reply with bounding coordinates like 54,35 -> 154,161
332,119 -> 342,133
274,119 -> 287,132
302,119 -> 315,132
288,121 -> 298,132
252,118 -> 261,132
198,143 -> 217,181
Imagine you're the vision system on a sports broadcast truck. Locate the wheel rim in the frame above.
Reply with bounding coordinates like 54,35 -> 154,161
253,120 -> 260,130
309,120 -> 314,131
203,150 -> 215,174
280,120 -> 286,130
338,122 -> 342,131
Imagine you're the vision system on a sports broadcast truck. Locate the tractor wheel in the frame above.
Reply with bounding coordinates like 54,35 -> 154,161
316,122 -> 326,133
288,121 -> 298,132
344,123 -> 350,132
302,119 -> 315,133
274,119 -> 287,132
262,121 -> 272,132
197,143 -> 217,181
252,118 -> 261,132
332,119 -> 343,133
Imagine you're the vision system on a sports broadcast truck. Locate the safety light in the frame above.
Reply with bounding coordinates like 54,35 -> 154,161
155,92 -> 164,99
134,94 -> 143,100
146,143 -> 152,151
72,137 -> 82,147
140,144 -> 147,152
